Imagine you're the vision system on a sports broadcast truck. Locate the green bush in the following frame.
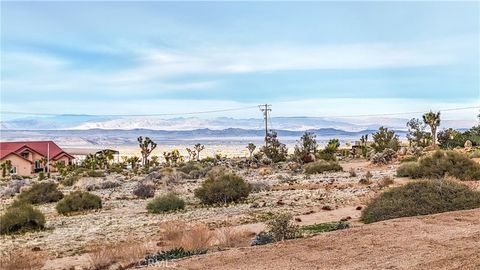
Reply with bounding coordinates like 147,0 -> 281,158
301,221 -> 349,234
38,171 -> 46,180
304,161 -> 343,174
361,180 -> 480,223
0,201 -> 45,235
141,247 -> 207,266
61,173 -> 80,186
146,193 -> 185,213
194,168 -> 251,204
86,170 -> 106,178
396,150 -> 480,180
56,191 -> 102,215
265,213 -> 301,241
18,182 -> 64,204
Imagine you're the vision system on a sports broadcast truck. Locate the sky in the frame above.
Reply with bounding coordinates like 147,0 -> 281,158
1,1 -> 479,121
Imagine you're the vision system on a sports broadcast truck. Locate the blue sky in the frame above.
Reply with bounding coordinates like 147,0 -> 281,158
1,1 -> 479,120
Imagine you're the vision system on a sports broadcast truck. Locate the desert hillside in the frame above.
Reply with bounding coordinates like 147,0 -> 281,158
157,208 -> 480,270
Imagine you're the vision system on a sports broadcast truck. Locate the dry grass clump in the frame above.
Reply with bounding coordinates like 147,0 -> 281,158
304,161 -> 342,174
378,176 -> 394,188
159,221 -> 250,250
0,250 -> 47,270
214,227 -> 252,248
87,240 -> 148,270
258,167 -> 272,176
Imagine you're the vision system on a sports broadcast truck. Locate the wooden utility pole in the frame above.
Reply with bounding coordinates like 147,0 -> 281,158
259,104 -> 271,147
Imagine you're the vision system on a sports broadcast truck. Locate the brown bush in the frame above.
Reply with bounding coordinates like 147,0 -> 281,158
160,221 -> 214,251
214,227 -> 251,248
378,176 -> 394,188
88,240 -> 148,270
0,249 -> 47,270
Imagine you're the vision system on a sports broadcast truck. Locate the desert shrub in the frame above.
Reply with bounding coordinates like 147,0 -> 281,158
259,131 -> 288,163
1,179 -> 28,197
86,170 -> 106,178
140,247 -> 207,266
396,150 -> 480,180
177,162 -> 209,179
348,169 -> 357,177
378,176 -> 394,188
396,162 -> 422,178
194,168 -> 251,204
86,180 -> 121,191
0,201 -> 45,235
249,181 -> 272,193
301,221 -> 349,234
18,182 -> 63,204
361,180 -> 480,223
56,191 -> 102,215
38,171 -> 46,180
147,193 -> 185,213
132,182 -> 155,198
371,148 -> 396,164
470,150 -> 480,159
304,161 -> 343,174
400,155 -> 419,163
61,173 -> 80,186
371,126 -> 400,152
0,249 -> 47,269
265,213 -> 301,241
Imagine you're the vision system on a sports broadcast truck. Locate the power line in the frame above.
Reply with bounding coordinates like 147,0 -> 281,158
0,105 -> 477,118
313,106 -> 480,118
0,105 -> 259,117
258,104 -> 271,147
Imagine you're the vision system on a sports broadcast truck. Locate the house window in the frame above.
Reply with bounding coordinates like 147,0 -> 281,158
10,167 -> 17,174
35,160 -> 42,169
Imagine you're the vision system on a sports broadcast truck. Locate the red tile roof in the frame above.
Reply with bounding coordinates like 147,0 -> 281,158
0,141 -> 74,160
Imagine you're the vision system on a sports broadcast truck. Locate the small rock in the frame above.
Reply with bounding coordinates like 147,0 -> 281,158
31,247 -> 41,251
356,206 -> 362,210
322,205 -> 333,211
294,217 -> 302,222
277,200 -> 285,206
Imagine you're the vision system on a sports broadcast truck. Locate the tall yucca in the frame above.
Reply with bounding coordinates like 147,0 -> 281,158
422,111 -> 441,149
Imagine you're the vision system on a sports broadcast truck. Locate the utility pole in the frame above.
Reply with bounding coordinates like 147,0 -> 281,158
259,104 -> 272,147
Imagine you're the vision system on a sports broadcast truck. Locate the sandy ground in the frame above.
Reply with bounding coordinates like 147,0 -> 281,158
153,208 -> 480,270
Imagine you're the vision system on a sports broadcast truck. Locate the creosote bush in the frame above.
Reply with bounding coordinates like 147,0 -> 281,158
56,191 -> 102,215
304,160 -> 343,174
17,182 -> 64,204
396,150 -> 480,180
194,168 -> 251,204
147,193 -> 185,213
265,213 -> 301,241
133,182 -> 155,198
0,201 -> 45,235
361,180 -> 480,223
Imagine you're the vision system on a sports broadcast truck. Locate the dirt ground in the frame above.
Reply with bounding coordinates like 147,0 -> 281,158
155,208 -> 480,270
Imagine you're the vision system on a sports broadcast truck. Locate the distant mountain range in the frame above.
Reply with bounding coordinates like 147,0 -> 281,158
1,115 -> 476,131
1,116 -> 475,147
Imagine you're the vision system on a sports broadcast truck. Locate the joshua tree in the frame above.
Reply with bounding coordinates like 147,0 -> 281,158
98,150 -> 115,169
194,143 -> 205,161
360,134 -> 369,158
294,132 -> 318,160
138,136 -> 157,167
371,127 -> 400,152
406,118 -> 431,147
260,131 -> 288,163
246,143 -> 256,159
186,148 -> 194,161
422,111 -> 441,149
83,154 -> 98,171
1,160 -> 12,178
127,156 -> 141,173
150,156 -> 160,167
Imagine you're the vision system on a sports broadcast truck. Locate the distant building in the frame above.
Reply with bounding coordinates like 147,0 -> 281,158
63,148 -> 120,164
0,141 -> 74,176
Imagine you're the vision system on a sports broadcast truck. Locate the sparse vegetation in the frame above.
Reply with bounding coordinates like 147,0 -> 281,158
17,182 -> 64,204
260,131 -> 288,163
56,191 -> 102,215
361,180 -> 480,223
0,249 -> 47,269
301,221 -> 349,234
265,213 -> 301,241
371,126 -> 400,152
396,150 -> 480,180
304,160 -> 342,174
194,168 -> 251,204
147,193 -> 185,213
0,201 -> 45,235
133,182 -> 155,198
141,247 -> 207,266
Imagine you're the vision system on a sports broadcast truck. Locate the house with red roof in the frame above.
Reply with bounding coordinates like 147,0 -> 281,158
0,141 -> 74,176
